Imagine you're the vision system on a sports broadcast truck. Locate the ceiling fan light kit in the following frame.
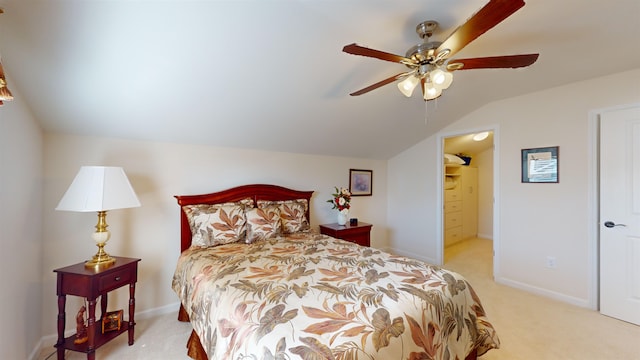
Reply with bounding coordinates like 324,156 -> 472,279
342,0 -> 539,102
396,63 -> 453,99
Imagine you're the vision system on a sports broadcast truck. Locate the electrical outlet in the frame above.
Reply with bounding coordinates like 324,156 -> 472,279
545,256 -> 557,269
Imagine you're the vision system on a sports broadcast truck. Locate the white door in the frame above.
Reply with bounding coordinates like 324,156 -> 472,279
599,105 -> 640,325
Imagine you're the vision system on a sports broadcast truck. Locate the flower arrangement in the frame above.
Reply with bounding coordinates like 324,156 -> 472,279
327,187 -> 351,214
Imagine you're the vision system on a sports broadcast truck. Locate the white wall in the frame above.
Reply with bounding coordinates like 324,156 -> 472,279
0,87 -> 44,359
41,133 -> 388,339
387,136 -> 440,263
388,68 -> 640,307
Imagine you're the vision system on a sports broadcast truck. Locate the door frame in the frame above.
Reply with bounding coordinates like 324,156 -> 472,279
436,125 -> 500,278
588,102 -> 640,311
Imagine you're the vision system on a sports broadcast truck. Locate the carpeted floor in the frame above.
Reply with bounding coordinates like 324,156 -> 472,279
444,238 -> 640,360
38,312 -> 194,359
39,238 -> 640,359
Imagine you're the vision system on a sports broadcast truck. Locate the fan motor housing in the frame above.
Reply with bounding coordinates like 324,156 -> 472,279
405,20 -> 443,65
405,41 -> 441,63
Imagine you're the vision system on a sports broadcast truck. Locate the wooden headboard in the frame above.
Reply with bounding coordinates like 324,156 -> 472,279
175,184 -> 314,253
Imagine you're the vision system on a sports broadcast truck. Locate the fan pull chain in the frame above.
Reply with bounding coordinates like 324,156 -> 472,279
424,101 -> 429,125
423,97 -> 440,125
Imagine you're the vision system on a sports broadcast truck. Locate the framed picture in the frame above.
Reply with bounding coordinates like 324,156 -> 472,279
349,169 -> 372,196
102,310 -> 123,333
521,146 -> 559,183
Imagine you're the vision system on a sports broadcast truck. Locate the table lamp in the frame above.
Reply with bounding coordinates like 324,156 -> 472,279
56,166 -> 140,269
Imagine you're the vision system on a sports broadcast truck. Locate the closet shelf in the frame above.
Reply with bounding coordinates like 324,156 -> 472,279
445,163 -> 463,177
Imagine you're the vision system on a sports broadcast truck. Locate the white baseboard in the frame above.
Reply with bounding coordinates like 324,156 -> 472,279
476,233 -> 493,240
28,338 -> 45,360
387,245 -> 591,309
495,276 -> 591,308
381,246 -> 438,265
32,302 -> 182,360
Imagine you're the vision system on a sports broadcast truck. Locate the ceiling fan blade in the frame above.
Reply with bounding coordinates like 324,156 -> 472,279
436,0 -> 526,59
350,72 -> 411,96
343,43 -> 415,66
447,53 -> 539,71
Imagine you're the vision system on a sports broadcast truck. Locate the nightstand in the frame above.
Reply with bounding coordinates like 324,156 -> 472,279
53,257 -> 140,360
319,222 -> 373,247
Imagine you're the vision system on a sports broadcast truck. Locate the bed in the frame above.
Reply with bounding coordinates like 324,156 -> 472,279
172,184 -> 499,360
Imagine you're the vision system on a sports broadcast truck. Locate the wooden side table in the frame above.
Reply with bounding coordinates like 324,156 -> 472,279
319,222 -> 373,247
53,257 -> 141,360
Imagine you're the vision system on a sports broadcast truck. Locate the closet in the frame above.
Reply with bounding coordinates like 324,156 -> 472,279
444,164 -> 478,246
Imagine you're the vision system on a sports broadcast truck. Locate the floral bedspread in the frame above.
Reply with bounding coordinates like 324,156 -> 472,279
172,232 -> 499,360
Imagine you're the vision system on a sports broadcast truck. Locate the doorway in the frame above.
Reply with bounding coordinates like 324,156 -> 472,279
438,128 -> 497,276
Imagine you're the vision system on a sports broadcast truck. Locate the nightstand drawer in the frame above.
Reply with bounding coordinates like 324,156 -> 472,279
319,222 -> 372,247
341,232 -> 370,247
99,267 -> 132,293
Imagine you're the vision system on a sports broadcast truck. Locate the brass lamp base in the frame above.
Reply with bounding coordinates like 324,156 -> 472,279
85,211 -> 116,269
85,251 -> 116,269
85,242 -> 116,269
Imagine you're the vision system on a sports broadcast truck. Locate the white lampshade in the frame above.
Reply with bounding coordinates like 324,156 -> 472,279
57,166 -> 140,269
56,166 -> 140,212
397,75 -> 420,97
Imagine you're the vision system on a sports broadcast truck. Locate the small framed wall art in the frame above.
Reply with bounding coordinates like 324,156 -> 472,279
349,169 -> 373,196
521,146 -> 559,183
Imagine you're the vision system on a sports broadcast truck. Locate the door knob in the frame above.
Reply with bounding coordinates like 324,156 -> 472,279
604,221 -> 626,228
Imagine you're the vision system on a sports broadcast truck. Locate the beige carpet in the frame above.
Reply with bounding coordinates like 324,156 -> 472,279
39,238 -> 640,359
445,238 -> 640,360
38,313 -> 194,360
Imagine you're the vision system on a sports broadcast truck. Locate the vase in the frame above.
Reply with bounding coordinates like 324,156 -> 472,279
337,211 -> 348,225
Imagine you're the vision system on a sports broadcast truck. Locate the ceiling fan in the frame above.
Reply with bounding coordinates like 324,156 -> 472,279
343,0 -> 539,101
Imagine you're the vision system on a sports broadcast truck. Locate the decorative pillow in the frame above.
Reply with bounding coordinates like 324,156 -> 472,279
236,198 -> 255,208
257,199 -> 310,234
245,206 -> 281,243
183,202 -> 249,247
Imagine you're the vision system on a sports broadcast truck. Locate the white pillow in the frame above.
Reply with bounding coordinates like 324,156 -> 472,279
444,153 -> 465,165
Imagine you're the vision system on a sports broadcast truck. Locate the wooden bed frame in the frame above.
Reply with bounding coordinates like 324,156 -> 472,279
173,184 -> 479,360
175,184 -> 314,253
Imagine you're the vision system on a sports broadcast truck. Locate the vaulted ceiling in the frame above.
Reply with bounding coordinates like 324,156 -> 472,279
1,0 -> 638,159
